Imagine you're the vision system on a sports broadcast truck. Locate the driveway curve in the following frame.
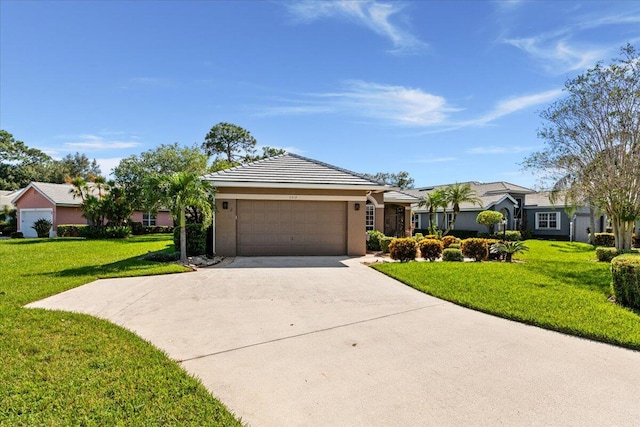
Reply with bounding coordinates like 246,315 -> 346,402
28,256 -> 640,426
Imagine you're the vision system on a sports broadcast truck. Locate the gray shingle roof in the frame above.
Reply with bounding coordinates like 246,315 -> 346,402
13,182 -> 101,206
384,190 -> 420,204
203,153 -> 390,190
524,191 -> 566,208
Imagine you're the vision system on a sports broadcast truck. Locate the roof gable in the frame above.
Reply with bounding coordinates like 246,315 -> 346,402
203,153 -> 390,190
13,182 -> 83,206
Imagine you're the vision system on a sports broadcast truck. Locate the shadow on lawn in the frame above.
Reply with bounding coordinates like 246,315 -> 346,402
549,242 -> 595,253
526,259 -> 611,294
6,234 -> 174,246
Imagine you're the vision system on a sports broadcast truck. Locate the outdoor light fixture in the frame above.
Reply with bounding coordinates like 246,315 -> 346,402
355,203 -> 360,211
222,201 -> 228,210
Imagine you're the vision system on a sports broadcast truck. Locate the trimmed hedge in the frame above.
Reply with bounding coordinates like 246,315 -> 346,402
596,247 -> 618,262
81,226 -> 131,239
380,236 -> 393,253
388,238 -> 417,262
173,224 -> 207,256
367,230 -> 385,251
611,254 -> 640,309
442,248 -> 464,262
461,238 -> 489,262
131,221 -> 174,235
441,235 -> 458,248
57,224 -> 89,237
594,232 -> 615,247
10,231 -> 23,239
418,238 -> 443,261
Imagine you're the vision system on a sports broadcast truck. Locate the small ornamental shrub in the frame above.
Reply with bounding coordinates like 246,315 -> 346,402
57,224 -> 89,237
414,233 -> 424,242
461,238 -> 488,262
449,243 -> 460,249
442,248 -> 464,262
173,224 -> 207,256
10,231 -> 24,239
503,230 -> 523,241
142,250 -> 180,262
441,235 -> 458,248
379,236 -> 394,253
490,241 -> 530,262
32,218 -> 52,238
596,247 -> 618,262
130,221 -> 144,235
388,237 -> 417,262
611,254 -> 640,309
485,238 -> 502,260
423,234 -> 440,240
476,210 -> 504,234
418,238 -> 443,261
366,230 -> 385,251
594,233 -> 615,247
2,225 -> 16,236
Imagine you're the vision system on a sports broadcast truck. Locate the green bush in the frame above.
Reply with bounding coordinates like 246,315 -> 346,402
2,225 -> 16,236
367,230 -> 385,251
130,221 -> 144,235
441,235 -> 458,248
173,224 -> 207,256
418,238 -> 443,261
449,243 -> 460,249
414,232 -> 424,242
442,248 -> 464,262
423,234 -> 440,240
80,226 -> 131,239
57,224 -> 89,237
142,250 -> 180,262
388,237 -> 417,262
611,254 -> 640,309
461,238 -> 489,262
596,247 -> 619,262
476,210 -> 504,234
594,233 -> 615,247
10,231 -> 24,238
379,236 -> 393,253
32,218 -> 52,238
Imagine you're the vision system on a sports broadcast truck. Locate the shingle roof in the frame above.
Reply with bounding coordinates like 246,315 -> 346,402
1,189 -> 23,209
524,191 -> 566,208
203,153 -> 390,190
410,181 -> 529,212
384,190 -> 420,204
13,182 -> 100,206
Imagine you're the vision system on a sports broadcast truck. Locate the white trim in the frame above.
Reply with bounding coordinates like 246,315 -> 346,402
535,211 -> 561,230
412,212 -> 421,229
206,181 -> 390,191
365,202 -> 375,231
218,193 -> 366,202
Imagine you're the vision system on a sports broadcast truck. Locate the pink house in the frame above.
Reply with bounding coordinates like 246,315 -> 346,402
13,182 -> 173,237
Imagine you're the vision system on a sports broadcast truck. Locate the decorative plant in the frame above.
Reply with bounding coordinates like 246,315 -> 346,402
490,241 -> 530,263
32,218 -> 52,238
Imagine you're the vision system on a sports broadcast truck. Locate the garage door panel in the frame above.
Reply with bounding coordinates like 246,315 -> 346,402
237,200 -> 346,256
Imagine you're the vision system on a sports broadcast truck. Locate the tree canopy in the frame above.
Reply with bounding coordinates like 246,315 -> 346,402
523,44 -> 640,250
362,171 -> 414,190
202,122 -> 285,163
0,130 -> 56,190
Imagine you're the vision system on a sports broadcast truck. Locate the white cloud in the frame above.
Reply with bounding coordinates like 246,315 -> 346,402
464,89 -> 562,126
63,134 -> 141,150
94,157 -> 123,179
503,38 -> 607,73
285,0 -> 426,54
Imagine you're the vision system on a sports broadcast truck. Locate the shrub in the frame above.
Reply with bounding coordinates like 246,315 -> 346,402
130,221 -> 144,235
449,243 -> 460,249
503,230 -> 522,241
173,224 -> 207,256
423,234 -> 440,240
611,254 -> 640,309
476,210 -> 504,234
596,247 -> 619,262
441,235 -> 458,248
388,237 -> 417,262
2,225 -> 16,236
442,248 -> 464,262
490,241 -> 530,262
10,231 -> 24,239
418,239 -> 443,261
366,230 -> 385,251
594,233 -> 615,247
57,224 -> 89,237
379,236 -> 393,253
414,233 -> 424,242
461,238 -> 488,262
142,250 -> 180,262
485,238 -> 502,260
32,218 -> 52,238
80,226 -> 131,239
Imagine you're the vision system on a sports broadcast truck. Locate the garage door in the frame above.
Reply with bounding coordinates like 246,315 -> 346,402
237,200 -> 347,256
20,209 -> 53,238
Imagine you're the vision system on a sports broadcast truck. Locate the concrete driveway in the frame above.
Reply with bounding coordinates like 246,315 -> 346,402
28,256 -> 640,426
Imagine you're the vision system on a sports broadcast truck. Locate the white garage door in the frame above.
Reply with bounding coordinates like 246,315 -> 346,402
237,200 -> 347,256
20,209 -> 53,238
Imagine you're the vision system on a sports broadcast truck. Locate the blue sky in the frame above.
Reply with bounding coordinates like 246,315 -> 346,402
1,1 -> 639,189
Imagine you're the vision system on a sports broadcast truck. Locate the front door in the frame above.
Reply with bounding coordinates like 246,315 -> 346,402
384,205 -> 405,237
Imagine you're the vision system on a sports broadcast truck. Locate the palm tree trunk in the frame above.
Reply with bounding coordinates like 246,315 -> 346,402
180,209 -> 187,264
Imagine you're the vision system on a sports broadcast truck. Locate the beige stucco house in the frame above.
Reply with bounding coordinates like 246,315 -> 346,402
203,153 -> 417,256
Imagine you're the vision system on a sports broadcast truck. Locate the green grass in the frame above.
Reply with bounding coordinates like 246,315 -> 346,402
0,235 -> 242,426
373,240 -> 640,350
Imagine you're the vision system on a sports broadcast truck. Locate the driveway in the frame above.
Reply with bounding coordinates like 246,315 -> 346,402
28,256 -> 640,426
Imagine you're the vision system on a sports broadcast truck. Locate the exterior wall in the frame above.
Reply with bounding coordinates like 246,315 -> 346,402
15,187 -> 55,234
347,201 -> 366,255
55,206 -> 86,230
526,207 -> 571,239
371,193 -> 385,233
130,210 -> 174,226
448,211 -> 483,232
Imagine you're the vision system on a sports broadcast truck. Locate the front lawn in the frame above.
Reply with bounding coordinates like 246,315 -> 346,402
0,235 -> 242,426
373,240 -> 640,350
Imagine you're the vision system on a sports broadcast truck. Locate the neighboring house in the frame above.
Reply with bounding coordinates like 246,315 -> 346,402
1,188 -> 24,212
203,153 -> 417,256
12,182 -> 172,237
409,181 -> 612,242
409,181 -> 534,235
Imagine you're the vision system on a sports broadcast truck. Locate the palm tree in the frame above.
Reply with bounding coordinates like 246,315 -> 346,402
490,241 -> 529,262
418,189 -> 447,232
443,183 -> 482,235
147,172 -> 213,264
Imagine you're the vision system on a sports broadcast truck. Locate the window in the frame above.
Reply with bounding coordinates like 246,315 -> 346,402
365,202 -> 375,231
143,212 -> 157,226
445,212 -> 454,229
411,213 -> 421,229
535,212 -> 559,230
